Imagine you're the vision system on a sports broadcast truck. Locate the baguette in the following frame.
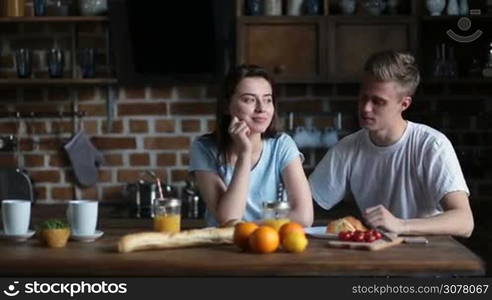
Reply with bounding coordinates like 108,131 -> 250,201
118,227 -> 234,253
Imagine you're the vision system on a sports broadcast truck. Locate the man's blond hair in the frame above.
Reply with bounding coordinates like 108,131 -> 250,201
364,50 -> 420,97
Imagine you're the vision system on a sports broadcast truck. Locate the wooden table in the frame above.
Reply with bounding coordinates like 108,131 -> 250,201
0,218 -> 485,277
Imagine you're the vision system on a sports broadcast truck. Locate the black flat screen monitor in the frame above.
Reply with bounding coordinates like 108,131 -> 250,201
108,0 -> 235,85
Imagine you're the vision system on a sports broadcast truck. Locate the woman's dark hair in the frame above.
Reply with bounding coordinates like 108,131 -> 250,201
214,64 -> 279,165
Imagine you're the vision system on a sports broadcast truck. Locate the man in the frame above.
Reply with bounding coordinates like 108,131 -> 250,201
309,50 -> 474,237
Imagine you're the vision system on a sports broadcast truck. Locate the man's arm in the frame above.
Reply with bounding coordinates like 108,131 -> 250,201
309,147 -> 348,211
364,191 -> 474,237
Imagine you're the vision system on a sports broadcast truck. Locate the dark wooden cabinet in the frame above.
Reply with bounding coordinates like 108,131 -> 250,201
237,17 -> 324,81
235,0 -> 492,83
329,17 -> 417,79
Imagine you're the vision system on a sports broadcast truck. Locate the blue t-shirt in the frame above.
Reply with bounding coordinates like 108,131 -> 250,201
189,133 -> 303,226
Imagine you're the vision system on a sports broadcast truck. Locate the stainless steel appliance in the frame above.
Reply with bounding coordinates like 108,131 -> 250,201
124,180 -> 175,218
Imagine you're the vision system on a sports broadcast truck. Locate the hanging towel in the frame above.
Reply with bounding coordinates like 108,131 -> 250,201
64,130 -> 104,187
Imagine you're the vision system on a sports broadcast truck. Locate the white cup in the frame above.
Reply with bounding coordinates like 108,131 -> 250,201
306,126 -> 322,148
293,126 -> 309,148
66,200 -> 98,236
264,0 -> 282,15
321,127 -> 339,148
287,0 -> 303,15
2,200 -> 31,235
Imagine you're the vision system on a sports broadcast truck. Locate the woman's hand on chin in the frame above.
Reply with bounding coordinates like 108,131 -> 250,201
229,116 -> 252,155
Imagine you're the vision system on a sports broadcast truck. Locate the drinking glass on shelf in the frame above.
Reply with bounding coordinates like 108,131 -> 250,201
305,0 -> 322,15
246,0 -> 262,16
47,48 -> 64,78
34,0 -> 47,16
50,0 -> 70,16
264,0 -> 282,16
79,48 -> 96,78
15,48 -> 32,78
287,0 -> 303,16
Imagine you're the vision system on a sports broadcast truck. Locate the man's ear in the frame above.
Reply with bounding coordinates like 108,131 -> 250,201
401,96 -> 412,112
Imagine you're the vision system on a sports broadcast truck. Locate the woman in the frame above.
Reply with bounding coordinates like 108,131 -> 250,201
189,65 -> 313,227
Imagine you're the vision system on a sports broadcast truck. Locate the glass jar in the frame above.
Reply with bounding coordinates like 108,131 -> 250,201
49,0 -> 72,16
261,201 -> 290,231
264,0 -> 282,16
78,0 -> 107,16
153,198 -> 181,233
362,0 -> 386,15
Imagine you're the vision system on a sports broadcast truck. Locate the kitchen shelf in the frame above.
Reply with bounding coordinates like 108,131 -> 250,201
275,77 -> 492,85
237,16 -> 324,23
0,14 -> 117,131
0,78 -> 117,86
238,15 -> 417,23
420,15 -> 492,22
0,16 -> 108,23
276,78 -> 358,84
329,15 -> 416,20
421,77 -> 492,84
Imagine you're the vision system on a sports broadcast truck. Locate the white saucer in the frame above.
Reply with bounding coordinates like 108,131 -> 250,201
304,227 -> 337,239
0,230 -> 35,242
70,230 -> 104,242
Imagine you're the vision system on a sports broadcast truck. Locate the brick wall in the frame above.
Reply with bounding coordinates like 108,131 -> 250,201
0,84 -> 217,203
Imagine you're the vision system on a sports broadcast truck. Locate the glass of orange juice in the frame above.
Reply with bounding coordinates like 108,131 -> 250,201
153,198 -> 181,233
261,201 -> 290,231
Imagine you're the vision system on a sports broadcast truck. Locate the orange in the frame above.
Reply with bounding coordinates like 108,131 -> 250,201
262,218 -> 290,232
233,222 -> 259,251
282,231 -> 308,253
248,226 -> 280,254
278,222 -> 304,242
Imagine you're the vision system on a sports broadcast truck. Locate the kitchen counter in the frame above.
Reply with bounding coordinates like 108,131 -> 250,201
0,218 -> 485,277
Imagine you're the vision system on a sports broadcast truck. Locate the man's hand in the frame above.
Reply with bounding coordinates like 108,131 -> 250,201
363,204 -> 406,234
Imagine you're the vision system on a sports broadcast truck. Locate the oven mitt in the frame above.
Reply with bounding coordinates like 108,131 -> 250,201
64,130 -> 105,187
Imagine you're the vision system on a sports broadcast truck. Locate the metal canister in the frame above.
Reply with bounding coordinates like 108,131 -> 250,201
185,195 -> 200,219
182,180 -> 203,219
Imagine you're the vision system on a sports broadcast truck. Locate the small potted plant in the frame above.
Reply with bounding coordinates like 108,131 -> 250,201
37,219 -> 71,248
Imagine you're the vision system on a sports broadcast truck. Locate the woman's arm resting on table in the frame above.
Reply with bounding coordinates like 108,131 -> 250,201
282,156 -> 314,227
193,155 -> 251,226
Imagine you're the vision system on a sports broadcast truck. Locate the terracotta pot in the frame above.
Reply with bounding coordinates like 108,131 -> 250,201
40,228 -> 71,248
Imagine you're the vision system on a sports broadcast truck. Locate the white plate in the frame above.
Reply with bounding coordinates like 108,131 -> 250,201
0,230 -> 35,242
70,230 -> 104,242
304,226 -> 337,239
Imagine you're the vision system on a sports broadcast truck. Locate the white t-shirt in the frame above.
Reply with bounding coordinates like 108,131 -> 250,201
309,121 -> 469,219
